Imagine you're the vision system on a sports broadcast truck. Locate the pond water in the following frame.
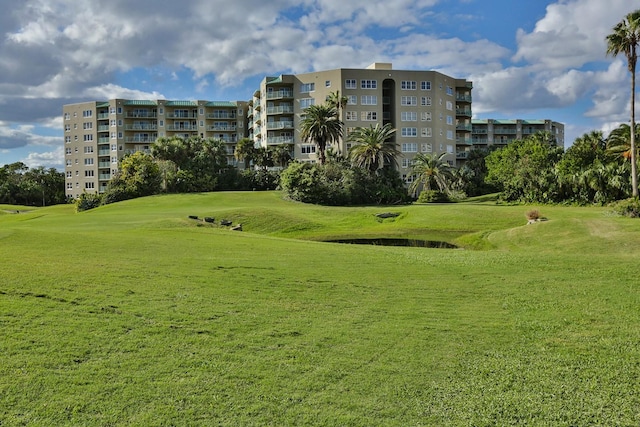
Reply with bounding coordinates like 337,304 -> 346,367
325,238 -> 458,249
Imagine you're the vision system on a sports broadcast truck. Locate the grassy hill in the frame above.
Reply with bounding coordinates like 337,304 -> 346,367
1,192 -> 639,425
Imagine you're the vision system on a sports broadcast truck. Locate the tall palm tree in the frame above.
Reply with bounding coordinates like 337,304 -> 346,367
326,91 -> 349,119
409,152 -> 453,196
347,123 -> 399,173
607,9 -> 640,197
299,104 -> 343,165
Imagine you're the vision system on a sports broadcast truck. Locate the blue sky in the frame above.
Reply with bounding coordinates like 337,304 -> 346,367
0,0 -> 636,169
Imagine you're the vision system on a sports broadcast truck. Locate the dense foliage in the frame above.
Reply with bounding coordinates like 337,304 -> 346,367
280,160 -> 409,205
0,162 -> 65,206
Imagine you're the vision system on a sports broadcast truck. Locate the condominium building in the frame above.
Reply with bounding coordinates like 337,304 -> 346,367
466,119 -> 565,160
249,63 -> 473,184
63,99 -> 247,198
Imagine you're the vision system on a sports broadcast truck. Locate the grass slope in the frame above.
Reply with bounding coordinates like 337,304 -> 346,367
1,192 -> 639,426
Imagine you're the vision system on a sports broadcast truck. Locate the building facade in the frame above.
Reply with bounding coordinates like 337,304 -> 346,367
63,63 -> 565,199
468,119 -> 565,160
63,99 -> 247,198
248,63 -> 473,184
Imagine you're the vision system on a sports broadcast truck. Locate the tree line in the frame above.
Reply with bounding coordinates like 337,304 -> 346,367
0,162 -> 65,207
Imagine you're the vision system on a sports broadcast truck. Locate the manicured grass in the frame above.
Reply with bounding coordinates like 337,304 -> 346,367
1,192 -> 639,425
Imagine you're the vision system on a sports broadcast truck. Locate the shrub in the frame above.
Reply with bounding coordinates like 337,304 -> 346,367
611,198 -> 640,218
75,192 -> 102,212
416,190 -> 449,203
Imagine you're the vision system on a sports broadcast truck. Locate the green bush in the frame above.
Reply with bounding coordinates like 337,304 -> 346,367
611,198 -> 640,218
75,192 -> 102,212
416,190 -> 449,203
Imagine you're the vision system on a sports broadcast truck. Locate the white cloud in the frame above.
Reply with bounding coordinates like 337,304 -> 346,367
22,146 -> 64,170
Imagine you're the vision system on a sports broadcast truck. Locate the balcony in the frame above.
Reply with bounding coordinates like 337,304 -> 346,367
267,136 -> 294,145
207,112 -> 236,119
126,112 -> 158,118
472,138 -> 489,144
456,137 -> 472,145
98,137 -> 110,143
266,121 -> 294,130
98,125 -> 110,132
166,125 -> 197,131
456,108 -> 472,117
125,137 -> 155,143
208,124 -> 237,131
166,112 -> 196,119
266,90 -> 293,100
494,128 -> 517,134
266,106 -> 294,115
456,151 -> 468,159
99,173 -> 111,181
97,113 -> 109,119
456,123 -> 472,131
456,94 -> 472,103
472,129 -> 488,134
99,161 -> 111,168
125,124 -> 158,130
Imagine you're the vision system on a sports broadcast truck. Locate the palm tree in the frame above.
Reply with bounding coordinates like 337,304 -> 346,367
347,123 -> 399,173
234,137 -> 257,169
326,91 -> 348,119
607,9 -> 640,197
409,152 -> 453,196
607,123 -> 640,161
270,144 -> 293,168
299,104 -> 343,165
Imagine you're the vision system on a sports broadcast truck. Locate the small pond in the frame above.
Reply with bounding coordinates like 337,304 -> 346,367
325,238 -> 458,249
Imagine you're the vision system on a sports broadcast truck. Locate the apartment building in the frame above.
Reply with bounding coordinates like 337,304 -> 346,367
248,63 -> 473,184
63,99 -> 247,198
466,119 -> 565,160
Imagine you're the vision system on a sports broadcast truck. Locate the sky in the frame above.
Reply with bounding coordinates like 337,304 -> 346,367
0,0 -> 637,170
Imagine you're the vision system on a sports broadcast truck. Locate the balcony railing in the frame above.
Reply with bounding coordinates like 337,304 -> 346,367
99,174 -> 111,180
266,91 -> 293,100
126,112 -> 158,118
125,137 -> 155,143
472,138 -> 489,144
266,121 -> 294,130
494,128 -> 517,134
98,125 -> 110,131
456,94 -> 472,102
99,162 -> 111,168
97,113 -> 109,119
456,123 -> 472,131
456,109 -> 472,117
166,112 -> 196,119
207,112 -> 236,119
98,149 -> 110,155
456,137 -> 472,145
208,125 -> 237,131
266,106 -> 294,115
266,136 -> 294,145
125,124 -> 158,130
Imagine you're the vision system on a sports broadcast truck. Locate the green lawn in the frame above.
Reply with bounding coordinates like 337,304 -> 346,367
1,192 -> 639,426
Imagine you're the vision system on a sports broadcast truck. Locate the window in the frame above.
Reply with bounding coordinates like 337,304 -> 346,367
65,148 -> 72,155
83,122 -> 93,130
83,110 -> 93,118
401,96 -> 417,106
66,183 -> 73,190
112,157 -> 118,164
361,111 -> 377,121
300,83 -> 315,93
421,143 -> 432,153
64,113 -> 70,120
347,95 -> 357,105
117,107 -> 122,114
401,158 -> 412,168
345,79 -> 357,89
361,79 -> 377,89
300,98 -> 315,109
401,127 -> 417,137
446,101 -> 453,111
447,130 -> 454,140
301,145 -> 316,154
65,136 -> 71,143
446,116 -> 454,125
446,86 -> 454,96
447,144 -> 454,154
401,112 -> 417,121
84,158 -> 94,165
111,132 -> 116,139
421,81 -> 431,90
325,80 -> 331,87
401,81 -> 417,90
421,128 -> 432,137
85,170 -> 94,177
199,108 -> 204,115
421,97 -> 431,106
85,182 -> 95,189
65,124 -> 71,132
401,143 -> 418,152
118,119 -> 123,126
118,132 -> 123,139
110,107 -> 116,114
84,146 -> 94,154
83,134 -> 93,141
111,144 -> 117,151
66,171 -> 72,178
421,112 -> 432,121
346,111 -> 358,121
361,95 -> 377,105
159,120 -> 164,127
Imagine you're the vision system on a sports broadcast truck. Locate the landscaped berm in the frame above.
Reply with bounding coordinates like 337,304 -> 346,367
1,191 -> 639,425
